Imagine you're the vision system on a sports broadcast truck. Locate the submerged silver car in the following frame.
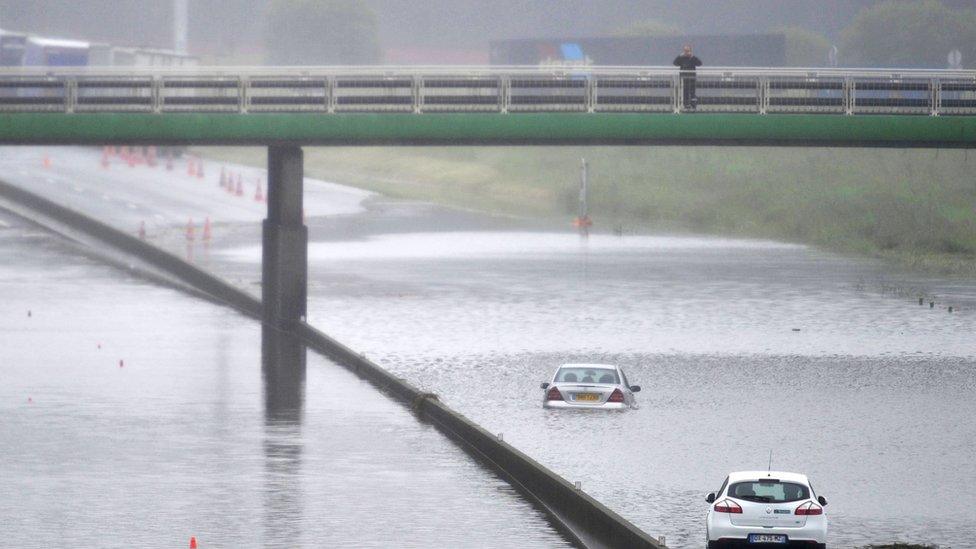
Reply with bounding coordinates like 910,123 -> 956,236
541,363 -> 640,409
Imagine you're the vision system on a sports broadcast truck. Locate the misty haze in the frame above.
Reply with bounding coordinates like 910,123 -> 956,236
1,1 -> 975,548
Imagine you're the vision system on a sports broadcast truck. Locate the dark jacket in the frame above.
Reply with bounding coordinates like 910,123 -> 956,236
673,54 -> 702,72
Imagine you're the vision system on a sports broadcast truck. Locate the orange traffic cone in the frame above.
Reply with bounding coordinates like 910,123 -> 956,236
254,180 -> 264,202
42,152 -> 51,168
572,215 -> 593,228
138,221 -> 146,239
202,217 -> 212,242
185,218 -> 195,242
187,158 -> 196,177
190,536 -> 198,549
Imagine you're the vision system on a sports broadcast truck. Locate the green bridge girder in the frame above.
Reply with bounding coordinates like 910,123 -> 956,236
2,112 -> 976,147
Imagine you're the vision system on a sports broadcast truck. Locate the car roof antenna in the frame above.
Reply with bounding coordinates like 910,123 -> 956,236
767,449 -> 773,475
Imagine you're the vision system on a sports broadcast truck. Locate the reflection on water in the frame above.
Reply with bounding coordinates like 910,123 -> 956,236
262,328 -> 305,549
262,327 -> 306,424
221,231 -> 804,262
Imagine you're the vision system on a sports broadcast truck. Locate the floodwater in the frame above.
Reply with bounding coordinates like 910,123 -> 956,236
0,211 -> 572,548
3,146 -> 976,548
219,208 -> 976,548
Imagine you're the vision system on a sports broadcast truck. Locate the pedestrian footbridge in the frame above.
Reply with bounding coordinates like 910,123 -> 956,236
1,66 -> 975,147
4,66 -> 976,548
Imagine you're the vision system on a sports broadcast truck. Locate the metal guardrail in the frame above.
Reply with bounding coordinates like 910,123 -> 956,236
0,66 -> 974,116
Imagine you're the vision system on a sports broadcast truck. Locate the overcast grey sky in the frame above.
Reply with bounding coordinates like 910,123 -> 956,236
0,0 -> 893,51
1,0 -> 973,58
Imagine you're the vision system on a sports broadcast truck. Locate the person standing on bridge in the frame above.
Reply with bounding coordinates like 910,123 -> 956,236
673,45 -> 702,111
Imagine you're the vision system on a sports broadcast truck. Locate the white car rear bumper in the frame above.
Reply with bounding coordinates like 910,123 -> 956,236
542,401 -> 627,410
708,513 -> 827,544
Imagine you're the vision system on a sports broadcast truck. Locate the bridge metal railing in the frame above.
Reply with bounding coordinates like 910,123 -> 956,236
0,66 -> 974,116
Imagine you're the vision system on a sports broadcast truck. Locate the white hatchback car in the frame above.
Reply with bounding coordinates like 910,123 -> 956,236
540,363 -> 640,409
706,471 -> 827,548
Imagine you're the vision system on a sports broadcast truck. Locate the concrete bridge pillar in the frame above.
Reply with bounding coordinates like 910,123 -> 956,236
262,327 -> 306,423
262,145 -> 307,330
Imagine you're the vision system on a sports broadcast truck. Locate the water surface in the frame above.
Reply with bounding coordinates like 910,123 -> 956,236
0,212 -> 571,548
220,222 -> 976,548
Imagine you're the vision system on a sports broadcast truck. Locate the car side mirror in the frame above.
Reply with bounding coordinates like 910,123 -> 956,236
705,493 -> 716,504
630,385 -> 641,392
541,382 -> 549,389
817,496 -> 827,506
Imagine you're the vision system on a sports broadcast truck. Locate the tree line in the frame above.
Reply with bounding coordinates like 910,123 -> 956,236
266,0 -> 976,68
616,0 -> 976,68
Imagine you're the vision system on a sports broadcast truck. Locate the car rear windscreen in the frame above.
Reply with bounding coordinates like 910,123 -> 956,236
556,367 -> 619,384
727,481 -> 810,503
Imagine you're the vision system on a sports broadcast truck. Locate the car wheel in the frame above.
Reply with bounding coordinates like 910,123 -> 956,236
706,540 -> 720,549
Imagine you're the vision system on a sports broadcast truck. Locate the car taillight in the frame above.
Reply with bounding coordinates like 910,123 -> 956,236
713,500 -> 742,514
546,387 -> 563,401
607,388 -> 625,403
795,502 -> 823,516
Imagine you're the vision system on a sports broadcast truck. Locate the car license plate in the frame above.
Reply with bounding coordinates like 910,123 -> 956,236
748,534 -> 787,544
574,393 -> 599,402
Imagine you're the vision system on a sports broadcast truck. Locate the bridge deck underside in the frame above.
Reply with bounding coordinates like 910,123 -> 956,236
1,113 -> 976,147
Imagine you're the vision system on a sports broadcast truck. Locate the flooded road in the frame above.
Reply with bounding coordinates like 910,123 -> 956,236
0,211 -> 571,548
219,208 -> 976,547
3,146 -> 975,547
